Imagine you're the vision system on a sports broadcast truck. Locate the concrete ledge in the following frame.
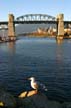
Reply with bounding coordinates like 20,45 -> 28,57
0,89 -> 71,108
18,90 -> 71,108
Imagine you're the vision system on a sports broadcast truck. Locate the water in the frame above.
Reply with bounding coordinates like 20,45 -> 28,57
0,37 -> 71,102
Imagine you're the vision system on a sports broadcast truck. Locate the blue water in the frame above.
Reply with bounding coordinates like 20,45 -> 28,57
0,37 -> 71,102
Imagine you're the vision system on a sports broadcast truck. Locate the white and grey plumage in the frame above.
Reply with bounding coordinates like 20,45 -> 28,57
28,77 -> 48,91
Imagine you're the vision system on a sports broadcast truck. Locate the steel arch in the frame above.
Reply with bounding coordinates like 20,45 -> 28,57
16,14 -> 56,21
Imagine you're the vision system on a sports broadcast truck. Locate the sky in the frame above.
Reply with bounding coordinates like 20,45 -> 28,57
0,0 -> 71,21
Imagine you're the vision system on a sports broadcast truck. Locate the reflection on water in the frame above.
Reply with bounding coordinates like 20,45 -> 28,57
8,42 -> 15,53
0,38 -> 71,102
56,38 -> 63,44
56,44 -> 63,63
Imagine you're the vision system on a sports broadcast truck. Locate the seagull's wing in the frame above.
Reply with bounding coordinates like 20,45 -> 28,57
33,82 -> 39,89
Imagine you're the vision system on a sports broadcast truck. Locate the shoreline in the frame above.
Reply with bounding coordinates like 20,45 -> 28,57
0,35 -> 71,44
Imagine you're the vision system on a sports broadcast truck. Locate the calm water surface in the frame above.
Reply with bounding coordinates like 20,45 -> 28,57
0,37 -> 71,102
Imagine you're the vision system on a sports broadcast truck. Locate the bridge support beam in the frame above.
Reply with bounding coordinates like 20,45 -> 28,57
57,14 -> 64,39
8,14 -> 16,41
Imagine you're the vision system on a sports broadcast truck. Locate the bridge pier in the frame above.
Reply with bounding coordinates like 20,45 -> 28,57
8,14 -> 16,41
56,14 -> 64,39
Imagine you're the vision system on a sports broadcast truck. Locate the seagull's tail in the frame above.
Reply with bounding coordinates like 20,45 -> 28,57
40,83 -> 48,91
43,85 -> 48,91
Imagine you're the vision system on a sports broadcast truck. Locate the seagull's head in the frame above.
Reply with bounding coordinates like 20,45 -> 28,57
28,77 -> 35,81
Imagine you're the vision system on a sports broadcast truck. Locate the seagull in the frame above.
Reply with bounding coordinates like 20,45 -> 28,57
28,77 -> 48,92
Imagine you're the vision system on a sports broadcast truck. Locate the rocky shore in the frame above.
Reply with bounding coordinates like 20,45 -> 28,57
0,89 -> 71,108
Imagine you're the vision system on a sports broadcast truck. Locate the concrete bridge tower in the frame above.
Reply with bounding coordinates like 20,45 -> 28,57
8,14 -> 16,41
56,14 -> 64,39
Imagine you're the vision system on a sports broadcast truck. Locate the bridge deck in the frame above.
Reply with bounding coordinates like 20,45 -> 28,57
14,20 -> 57,24
0,21 -> 71,25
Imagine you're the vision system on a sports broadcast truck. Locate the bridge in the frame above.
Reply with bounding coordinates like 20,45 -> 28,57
0,14 -> 56,25
0,13 -> 71,41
